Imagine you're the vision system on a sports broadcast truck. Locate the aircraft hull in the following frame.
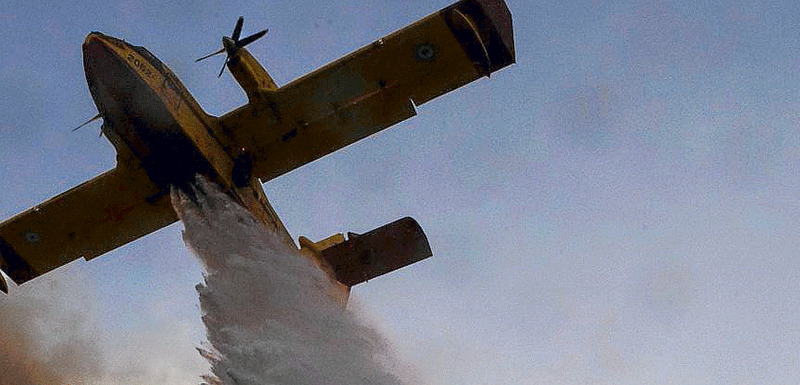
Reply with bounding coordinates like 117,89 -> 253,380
83,33 -> 224,188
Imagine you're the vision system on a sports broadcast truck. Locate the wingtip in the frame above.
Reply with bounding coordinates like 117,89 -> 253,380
0,235 -> 36,285
0,274 -> 7,294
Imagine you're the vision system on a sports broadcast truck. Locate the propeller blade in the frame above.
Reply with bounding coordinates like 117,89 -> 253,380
218,56 -> 229,77
195,47 -> 226,62
232,16 -> 244,42
198,18 -> 268,78
237,29 -> 268,48
72,113 -> 102,132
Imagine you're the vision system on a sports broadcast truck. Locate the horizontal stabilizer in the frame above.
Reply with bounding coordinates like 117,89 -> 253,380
301,217 -> 433,287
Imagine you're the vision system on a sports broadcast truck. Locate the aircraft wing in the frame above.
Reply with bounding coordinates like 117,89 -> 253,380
220,0 -> 515,182
0,165 -> 176,287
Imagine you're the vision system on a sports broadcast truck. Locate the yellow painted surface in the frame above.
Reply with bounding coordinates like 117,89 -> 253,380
221,10 -> 482,183
0,0 -> 514,285
0,164 -> 175,281
229,48 -> 280,99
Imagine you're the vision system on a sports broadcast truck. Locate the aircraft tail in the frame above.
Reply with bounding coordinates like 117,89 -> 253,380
300,217 -> 433,288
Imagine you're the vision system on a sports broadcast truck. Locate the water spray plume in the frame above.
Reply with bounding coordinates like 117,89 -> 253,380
171,176 -> 406,385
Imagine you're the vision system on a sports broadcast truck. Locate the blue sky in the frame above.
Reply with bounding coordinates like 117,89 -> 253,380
2,0 -> 800,383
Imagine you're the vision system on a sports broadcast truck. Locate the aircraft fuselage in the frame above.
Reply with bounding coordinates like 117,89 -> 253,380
83,32 -> 231,189
83,32 -> 294,246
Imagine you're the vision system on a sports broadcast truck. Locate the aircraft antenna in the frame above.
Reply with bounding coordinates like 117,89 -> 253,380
72,113 -> 102,132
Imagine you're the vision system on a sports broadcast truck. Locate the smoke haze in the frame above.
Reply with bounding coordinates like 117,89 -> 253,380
0,267 -> 104,385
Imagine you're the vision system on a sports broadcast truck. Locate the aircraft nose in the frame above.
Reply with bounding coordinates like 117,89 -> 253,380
83,32 -> 112,78
84,31 -> 106,44
83,31 -> 124,48
83,33 -> 115,106
82,32 -> 131,77
82,32 -> 134,120
83,32 -> 111,55
83,32 -> 118,68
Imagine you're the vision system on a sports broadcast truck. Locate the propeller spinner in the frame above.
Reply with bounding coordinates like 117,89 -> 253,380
196,17 -> 268,77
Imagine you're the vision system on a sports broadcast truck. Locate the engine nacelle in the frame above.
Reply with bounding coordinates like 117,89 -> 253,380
228,48 -> 279,100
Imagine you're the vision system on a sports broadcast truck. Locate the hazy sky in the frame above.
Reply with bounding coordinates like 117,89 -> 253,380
2,0 -> 800,383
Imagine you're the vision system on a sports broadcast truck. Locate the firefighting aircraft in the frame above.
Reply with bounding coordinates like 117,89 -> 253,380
0,0 -> 514,299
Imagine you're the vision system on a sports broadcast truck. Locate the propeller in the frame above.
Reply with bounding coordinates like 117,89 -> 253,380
196,17 -> 268,77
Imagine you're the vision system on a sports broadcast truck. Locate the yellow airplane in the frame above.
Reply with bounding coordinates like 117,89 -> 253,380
0,0 -> 514,298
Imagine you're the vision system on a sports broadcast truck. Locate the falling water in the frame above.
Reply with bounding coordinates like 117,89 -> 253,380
171,178 -> 405,385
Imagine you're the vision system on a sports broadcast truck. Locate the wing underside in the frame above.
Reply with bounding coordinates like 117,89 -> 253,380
0,165 -> 177,286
